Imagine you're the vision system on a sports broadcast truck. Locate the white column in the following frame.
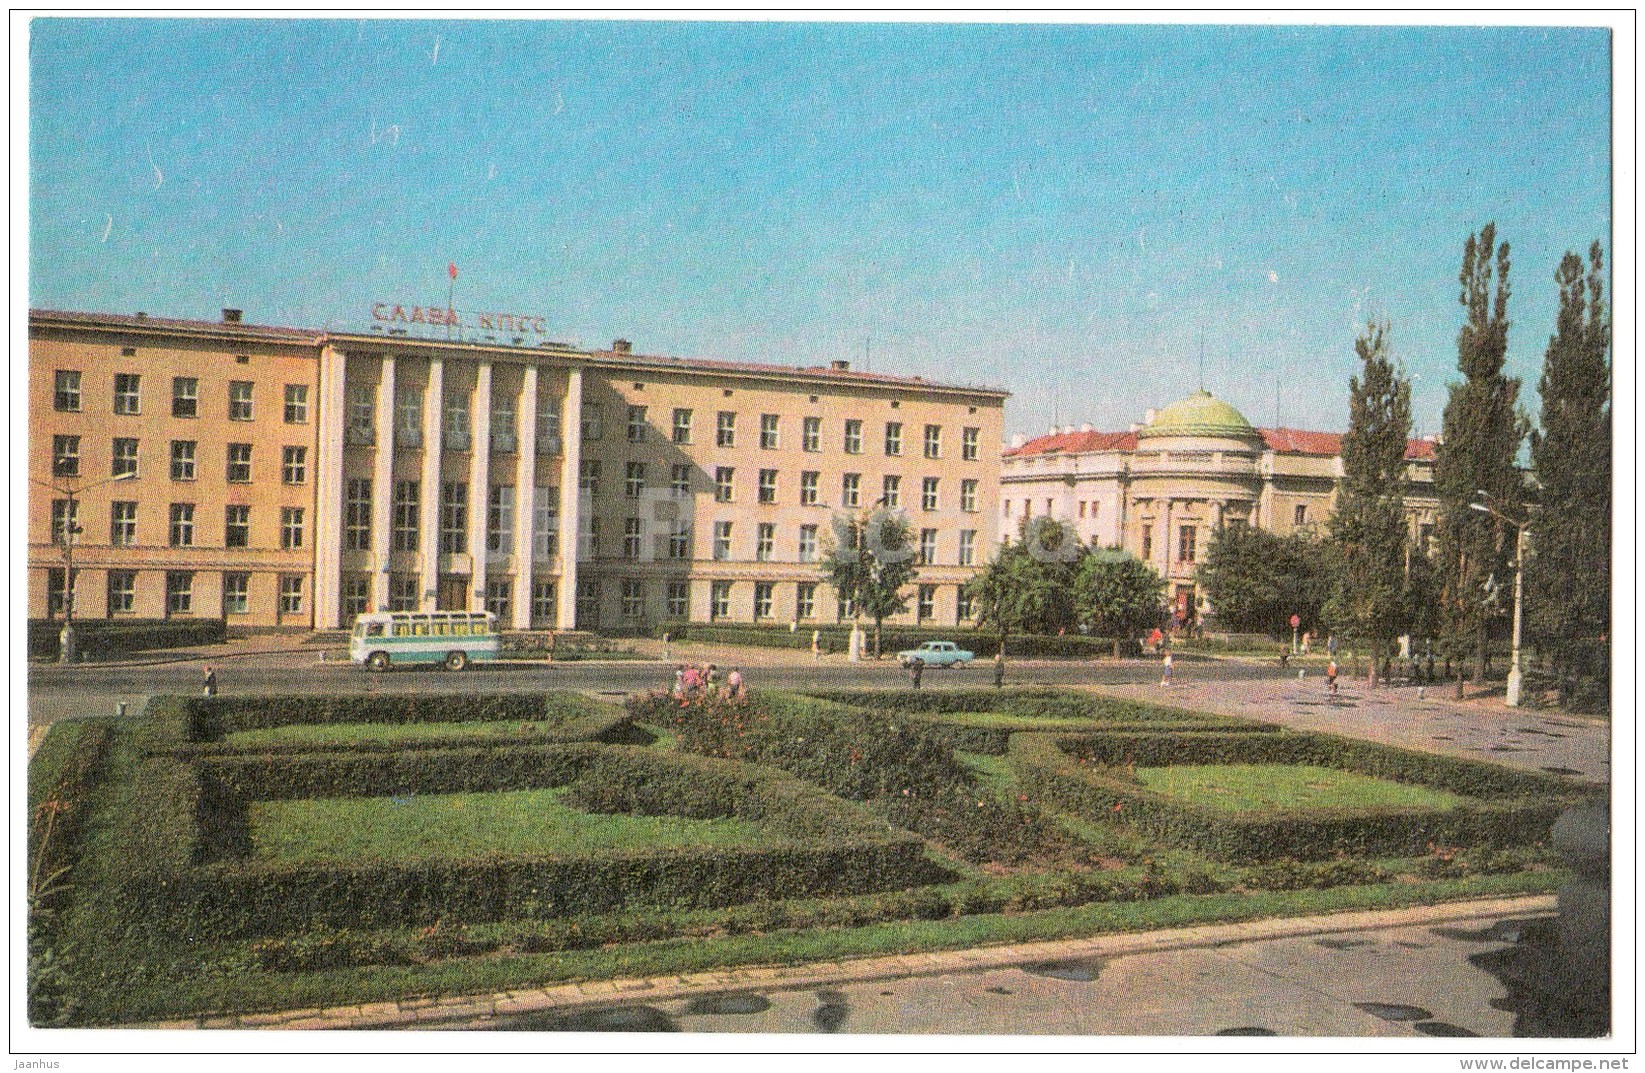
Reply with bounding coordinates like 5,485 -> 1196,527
419,358 -> 444,609
512,365 -> 539,629
312,345 -> 349,628
557,367 -> 583,629
466,361 -> 492,610
371,355 -> 397,612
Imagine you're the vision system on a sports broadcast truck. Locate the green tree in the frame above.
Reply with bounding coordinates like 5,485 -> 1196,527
1325,320 -> 1415,684
1433,222 -> 1527,682
1073,547 -> 1165,639
1529,242 -> 1611,708
819,507 -> 918,659
1195,526 -> 1333,636
966,516 -> 1080,654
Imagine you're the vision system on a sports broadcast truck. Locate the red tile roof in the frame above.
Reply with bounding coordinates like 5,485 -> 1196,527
1003,430 -> 1138,457
1007,425 -> 1436,460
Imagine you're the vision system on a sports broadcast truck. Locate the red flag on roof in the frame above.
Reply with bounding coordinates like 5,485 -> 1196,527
448,262 -> 458,280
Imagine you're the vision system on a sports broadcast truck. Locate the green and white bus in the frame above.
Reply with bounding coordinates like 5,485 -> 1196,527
348,610 -> 502,671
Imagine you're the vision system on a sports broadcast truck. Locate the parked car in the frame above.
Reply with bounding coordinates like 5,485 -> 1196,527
896,640 -> 974,668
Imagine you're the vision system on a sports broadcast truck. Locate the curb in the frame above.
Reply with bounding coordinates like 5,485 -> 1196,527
131,894 -> 1555,1032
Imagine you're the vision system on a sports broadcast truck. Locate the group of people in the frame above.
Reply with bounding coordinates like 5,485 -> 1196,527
672,662 -> 744,701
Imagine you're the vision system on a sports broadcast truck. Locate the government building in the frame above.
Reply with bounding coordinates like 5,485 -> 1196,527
1000,389 -> 1438,626
29,307 -> 1006,631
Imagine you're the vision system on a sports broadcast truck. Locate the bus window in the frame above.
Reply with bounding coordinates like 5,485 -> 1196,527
392,623 -> 409,637
365,622 -> 385,637
414,622 -> 428,636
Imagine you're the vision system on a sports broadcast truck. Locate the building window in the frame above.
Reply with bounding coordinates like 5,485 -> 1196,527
52,435 -> 80,478
884,422 -> 903,456
1294,504 -> 1308,527
922,477 -> 939,512
714,467 -> 735,503
114,373 -> 141,415
1418,522 -> 1436,555
753,582 -> 775,620
626,404 -> 648,443
106,436 -> 140,480
716,411 -> 737,448
228,380 -> 254,421
802,416 -> 822,452
670,464 -> 691,498
107,570 -> 136,614
1141,527 -> 1153,561
1178,525 -> 1197,564
962,426 -> 980,461
224,505 -> 251,548
279,575 -> 304,614
672,408 -> 693,444
395,385 -> 424,447
346,385 -> 375,445
796,582 -> 817,620
226,443 -> 253,483
666,521 -> 691,560
710,580 -> 731,621
625,462 -> 646,499
284,384 -> 308,424
45,569 -> 67,618
168,440 -> 196,481
440,482 -> 468,554
756,522 -> 775,562
389,573 -> 419,611
882,475 -> 901,509
799,471 -> 820,506
444,395 -> 471,451
959,530 -> 977,566
54,370 -> 82,412
798,524 -> 819,563
713,521 -> 733,561
486,485 -> 515,553
485,579 -> 512,621
169,503 -> 195,547
961,479 -> 978,513
919,528 -> 938,566
917,584 -> 936,621
280,507 -> 305,549
341,576 -> 371,623
166,571 -> 194,615
576,580 -> 601,625
758,469 -> 778,504
345,478 -> 373,550
537,397 -> 562,454
844,419 -> 863,454
110,501 -> 137,546
222,572 -> 250,615
50,498 -> 78,546
760,413 -> 780,449
958,589 -> 976,621
172,377 -> 198,418
842,472 -> 861,508
393,481 -> 421,551
579,459 -> 601,496
531,579 -> 558,625
665,580 -> 689,619
533,489 -> 560,559
623,517 -> 643,559
491,396 -> 517,453
924,424 -> 942,459
282,446 -> 307,485
621,579 -> 646,621
584,516 -> 602,558
580,403 -> 603,441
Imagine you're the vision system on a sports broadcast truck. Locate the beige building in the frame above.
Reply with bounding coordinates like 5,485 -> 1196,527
1000,390 -> 1438,625
29,308 -> 1006,631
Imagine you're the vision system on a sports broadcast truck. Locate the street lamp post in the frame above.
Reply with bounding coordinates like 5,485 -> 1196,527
34,471 -> 136,664
1469,493 -> 1531,707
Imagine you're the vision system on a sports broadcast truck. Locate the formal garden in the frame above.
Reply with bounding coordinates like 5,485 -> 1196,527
28,686 -> 1599,1027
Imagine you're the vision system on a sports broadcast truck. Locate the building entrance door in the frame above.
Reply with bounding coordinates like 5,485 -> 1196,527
438,576 -> 470,611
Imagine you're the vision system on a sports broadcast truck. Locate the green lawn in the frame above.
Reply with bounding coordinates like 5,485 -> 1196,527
249,787 -> 769,863
224,720 -> 576,747
1134,764 -> 1469,813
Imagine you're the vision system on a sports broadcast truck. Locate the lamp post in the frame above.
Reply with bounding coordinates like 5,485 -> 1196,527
1469,493 -> 1531,707
33,470 -> 136,664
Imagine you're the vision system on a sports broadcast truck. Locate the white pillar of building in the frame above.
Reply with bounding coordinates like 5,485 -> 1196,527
418,358 -> 444,610
312,345 -> 349,628
371,355 -> 397,612
557,367 -> 583,629
511,365 -> 540,630
466,361 -> 493,611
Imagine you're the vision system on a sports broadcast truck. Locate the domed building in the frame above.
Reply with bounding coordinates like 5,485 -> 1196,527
999,390 -> 1438,628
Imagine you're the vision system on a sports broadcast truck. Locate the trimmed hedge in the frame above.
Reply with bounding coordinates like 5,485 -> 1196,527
1012,732 -> 1593,862
614,622 -> 1127,659
167,691 -> 624,744
29,618 -> 226,662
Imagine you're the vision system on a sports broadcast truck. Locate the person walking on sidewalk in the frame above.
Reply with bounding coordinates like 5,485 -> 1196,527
1326,658 -> 1339,697
811,629 -> 821,663
1160,649 -> 1174,687
202,665 -> 218,698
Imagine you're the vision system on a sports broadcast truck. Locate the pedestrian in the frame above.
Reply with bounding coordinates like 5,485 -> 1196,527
811,628 -> 821,663
1327,634 -> 1337,659
1148,627 -> 1163,654
705,663 -> 720,695
727,667 -> 744,699
908,658 -> 924,690
1160,649 -> 1173,687
682,664 -> 702,697
1300,631 -> 1311,656
202,665 -> 218,698
672,664 -> 686,699
993,647 -> 1005,689
661,631 -> 671,661
1326,658 -> 1339,697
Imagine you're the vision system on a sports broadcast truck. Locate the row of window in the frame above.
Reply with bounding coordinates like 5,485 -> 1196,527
335,575 -> 560,625
578,461 -> 983,512
53,370 -> 308,422
71,502 -> 311,550
696,580 -> 971,623
50,435 -> 308,484
44,568 -> 303,617
604,406 -> 983,461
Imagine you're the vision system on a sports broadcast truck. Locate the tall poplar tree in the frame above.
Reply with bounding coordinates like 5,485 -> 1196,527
1326,320 -> 1414,682
1529,242 -> 1611,707
1433,223 -> 1526,681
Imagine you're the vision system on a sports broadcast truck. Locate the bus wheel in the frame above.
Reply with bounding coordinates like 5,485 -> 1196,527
444,651 -> 468,672
367,651 -> 390,672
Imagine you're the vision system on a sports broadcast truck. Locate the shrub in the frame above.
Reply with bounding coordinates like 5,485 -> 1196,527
29,618 -> 225,662
611,622 -> 1130,659
177,692 -> 609,740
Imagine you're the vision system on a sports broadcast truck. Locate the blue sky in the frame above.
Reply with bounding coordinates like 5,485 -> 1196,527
29,18 -> 1612,439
